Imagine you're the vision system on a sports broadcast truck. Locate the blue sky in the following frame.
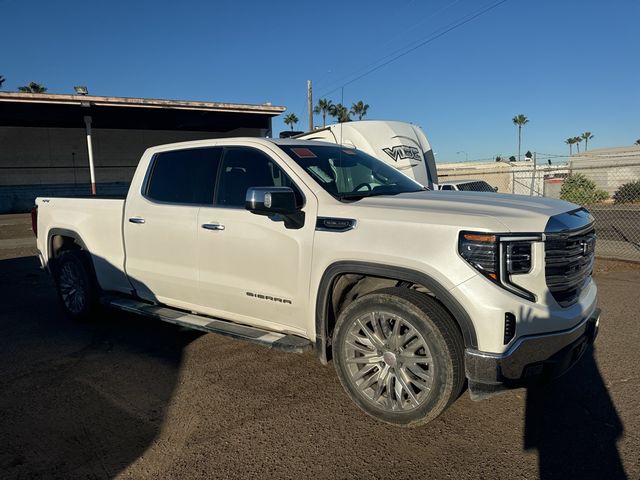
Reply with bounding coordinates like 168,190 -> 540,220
1,0 -> 638,163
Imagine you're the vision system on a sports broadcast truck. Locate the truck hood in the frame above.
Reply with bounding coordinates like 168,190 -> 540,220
354,190 -> 580,233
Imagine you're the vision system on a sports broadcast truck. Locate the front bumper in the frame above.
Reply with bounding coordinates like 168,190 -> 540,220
464,308 -> 600,400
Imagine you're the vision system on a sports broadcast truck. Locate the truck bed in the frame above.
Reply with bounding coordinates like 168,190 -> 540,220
35,196 -> 131,293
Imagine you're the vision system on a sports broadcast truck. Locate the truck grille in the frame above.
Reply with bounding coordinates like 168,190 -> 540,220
545,227 -> 595,307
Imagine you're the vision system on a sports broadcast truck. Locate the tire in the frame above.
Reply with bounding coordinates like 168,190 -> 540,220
53,250 -> 99,321
333,287 -> 465,427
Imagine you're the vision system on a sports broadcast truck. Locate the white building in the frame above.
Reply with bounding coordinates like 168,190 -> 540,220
569,146 -> 640,195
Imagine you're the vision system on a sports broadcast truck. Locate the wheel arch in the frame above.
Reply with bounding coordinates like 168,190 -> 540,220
47,228 -> 89,260
315,261 -> 477,364
45,228 -> 99,282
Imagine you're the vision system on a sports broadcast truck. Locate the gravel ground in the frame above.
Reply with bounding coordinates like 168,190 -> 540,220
0,214 -> 638,479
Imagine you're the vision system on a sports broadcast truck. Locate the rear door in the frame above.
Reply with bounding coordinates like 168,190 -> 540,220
123,147 -> 222,307
196,145 -> 317,334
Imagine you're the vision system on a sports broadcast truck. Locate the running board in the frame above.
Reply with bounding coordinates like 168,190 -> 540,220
104,297 -> 312,353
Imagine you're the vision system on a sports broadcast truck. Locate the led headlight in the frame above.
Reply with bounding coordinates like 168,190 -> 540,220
459,231 -> 539,301
458,233 -> 499,280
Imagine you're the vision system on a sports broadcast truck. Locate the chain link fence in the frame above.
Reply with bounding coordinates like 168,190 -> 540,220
437,161 -> 640,262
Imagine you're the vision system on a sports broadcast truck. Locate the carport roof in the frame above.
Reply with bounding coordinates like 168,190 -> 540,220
0,92 -> 286,132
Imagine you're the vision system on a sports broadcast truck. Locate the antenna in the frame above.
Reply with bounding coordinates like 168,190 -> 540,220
339,87 -> 344,145
338,87 -> 344,193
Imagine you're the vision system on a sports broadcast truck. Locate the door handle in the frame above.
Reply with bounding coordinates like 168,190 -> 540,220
129,217 -> 146,224
202,223 -> 225,231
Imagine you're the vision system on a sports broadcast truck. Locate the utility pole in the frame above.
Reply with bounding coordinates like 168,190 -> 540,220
531,151 -> 537,196
307,80 -> 313,132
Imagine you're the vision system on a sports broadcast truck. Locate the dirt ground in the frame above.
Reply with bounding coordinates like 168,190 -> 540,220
1,214 -> 638,479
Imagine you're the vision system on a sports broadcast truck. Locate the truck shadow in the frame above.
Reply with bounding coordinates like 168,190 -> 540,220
524,345 -> 626,479
1,254 -> 630,479
517,295 -> 626,479
0,255 -> 200,479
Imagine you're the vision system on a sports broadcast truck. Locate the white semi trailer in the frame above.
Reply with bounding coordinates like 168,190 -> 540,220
295,120 -> 438,189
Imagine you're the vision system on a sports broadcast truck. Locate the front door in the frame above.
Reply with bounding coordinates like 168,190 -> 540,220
196,145 -> 316,335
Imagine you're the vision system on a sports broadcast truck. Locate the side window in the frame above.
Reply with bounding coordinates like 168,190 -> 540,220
146,147 -> 222,204
215,147 -> 303,208
441,185 -> 453,191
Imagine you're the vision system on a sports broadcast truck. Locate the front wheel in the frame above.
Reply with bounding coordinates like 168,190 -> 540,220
333,287 -> 465,427
54,250 -> 99,321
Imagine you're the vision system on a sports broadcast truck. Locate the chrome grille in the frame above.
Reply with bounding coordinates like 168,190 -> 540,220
545,227 -> 595,307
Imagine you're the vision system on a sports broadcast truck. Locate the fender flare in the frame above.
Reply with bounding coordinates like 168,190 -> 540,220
46,228 -> 94,277
47,228 -> 89,257
315,261 -> 478,364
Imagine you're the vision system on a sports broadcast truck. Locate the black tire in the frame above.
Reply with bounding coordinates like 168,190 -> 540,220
53,250 -> 99,321
333,287 -> 465,427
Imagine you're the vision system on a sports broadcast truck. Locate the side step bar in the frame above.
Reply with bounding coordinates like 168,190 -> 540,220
104,297 -> 312,353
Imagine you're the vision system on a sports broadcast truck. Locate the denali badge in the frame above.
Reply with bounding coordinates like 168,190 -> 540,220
246,291 -> 292,305
382,145 -> 422,162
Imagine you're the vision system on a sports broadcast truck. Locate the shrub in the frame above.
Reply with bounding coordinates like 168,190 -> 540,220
613,180 -> 640,204
560,173 -> 609,205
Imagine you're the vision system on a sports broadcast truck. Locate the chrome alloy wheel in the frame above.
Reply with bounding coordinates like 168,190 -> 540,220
342,311 -> 434,412
58,261 -> 87,315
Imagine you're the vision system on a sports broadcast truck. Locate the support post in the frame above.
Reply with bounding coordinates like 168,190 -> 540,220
84,115 -> 96,195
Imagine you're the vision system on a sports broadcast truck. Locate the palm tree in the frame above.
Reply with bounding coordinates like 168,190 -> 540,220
313,98 -> 334,128
17,82 -> 47,93
329,103 -> 351,123
350,101 -> 370,120
581,132 -> 594,151
0,75 -> 5,89
512,114 -> 529,160
565,137 -> 576,155
283,113 -> 299,131
573,136 -> 582,153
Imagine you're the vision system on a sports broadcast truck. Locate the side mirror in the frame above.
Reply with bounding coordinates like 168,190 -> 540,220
245,187 -> 304,229
493,186 -> 499,192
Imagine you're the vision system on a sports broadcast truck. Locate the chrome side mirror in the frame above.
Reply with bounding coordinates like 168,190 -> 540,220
245,187 -> 304,229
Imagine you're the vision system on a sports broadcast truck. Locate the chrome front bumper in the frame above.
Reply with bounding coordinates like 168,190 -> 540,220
465,308 -> 600,400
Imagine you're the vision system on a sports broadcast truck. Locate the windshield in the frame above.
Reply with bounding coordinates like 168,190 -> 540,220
280,144 -> 424,201
456,181 -> 495,192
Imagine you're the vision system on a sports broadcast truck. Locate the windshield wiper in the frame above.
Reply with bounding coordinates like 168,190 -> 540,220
338,194 -> 367,201
338,190 -> 416,202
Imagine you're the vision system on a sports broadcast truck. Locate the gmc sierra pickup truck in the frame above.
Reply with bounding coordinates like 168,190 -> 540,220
33,138 -> 600,426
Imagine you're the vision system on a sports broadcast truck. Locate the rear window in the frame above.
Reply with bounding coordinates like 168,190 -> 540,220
146,147 -> 222,204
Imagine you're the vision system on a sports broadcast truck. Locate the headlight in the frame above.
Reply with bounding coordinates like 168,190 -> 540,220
459,231 -> 539,302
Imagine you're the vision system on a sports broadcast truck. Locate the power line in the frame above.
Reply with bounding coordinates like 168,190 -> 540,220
316,0 -> 509,99
314,0 -> 465,96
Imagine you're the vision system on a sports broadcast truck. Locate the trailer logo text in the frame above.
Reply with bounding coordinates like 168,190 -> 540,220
382,145 -> 422,163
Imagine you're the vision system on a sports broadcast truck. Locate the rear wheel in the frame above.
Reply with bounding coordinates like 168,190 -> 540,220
333,287 -> 465,427
54,250 -> 99,321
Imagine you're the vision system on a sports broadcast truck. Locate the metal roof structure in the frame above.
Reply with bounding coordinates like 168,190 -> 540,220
0,92 -> 286,132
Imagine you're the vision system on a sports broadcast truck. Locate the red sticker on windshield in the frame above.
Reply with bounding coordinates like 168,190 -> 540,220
291,148 -> 317,158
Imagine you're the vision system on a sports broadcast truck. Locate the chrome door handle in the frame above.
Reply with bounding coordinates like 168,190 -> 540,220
129,217 -> 145,224
202,223 -> 225,231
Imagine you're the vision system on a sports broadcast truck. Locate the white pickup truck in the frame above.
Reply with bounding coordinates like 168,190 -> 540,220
33,137 -> 600,426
